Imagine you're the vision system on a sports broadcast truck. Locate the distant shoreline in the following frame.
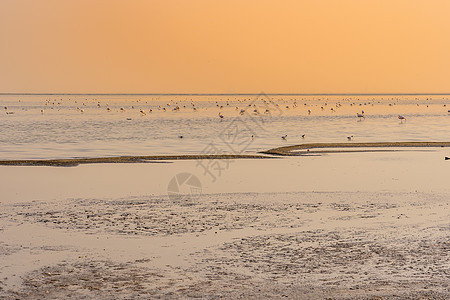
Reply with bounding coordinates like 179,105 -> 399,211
1,93 -> 450,96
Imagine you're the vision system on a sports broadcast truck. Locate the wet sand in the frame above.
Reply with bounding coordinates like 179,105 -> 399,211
0,150 -> 449,299
1,191 -> 448,299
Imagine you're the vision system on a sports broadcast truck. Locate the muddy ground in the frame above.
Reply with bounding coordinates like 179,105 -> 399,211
0,191 -> 449,299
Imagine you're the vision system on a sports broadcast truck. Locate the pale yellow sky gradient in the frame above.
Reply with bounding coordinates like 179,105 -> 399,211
0,0 -> 449,93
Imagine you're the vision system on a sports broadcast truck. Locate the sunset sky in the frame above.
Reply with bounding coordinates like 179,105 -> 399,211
1,0 -> 449,94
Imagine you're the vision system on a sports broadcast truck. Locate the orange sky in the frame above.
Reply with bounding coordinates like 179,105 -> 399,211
0,0 -> 449,93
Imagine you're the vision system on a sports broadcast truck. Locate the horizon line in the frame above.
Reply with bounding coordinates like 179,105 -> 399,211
1,92 -> 450,96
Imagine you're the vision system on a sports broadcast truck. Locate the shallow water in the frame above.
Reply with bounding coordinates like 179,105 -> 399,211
1,94 -> 449,159
1,95 -> 450,299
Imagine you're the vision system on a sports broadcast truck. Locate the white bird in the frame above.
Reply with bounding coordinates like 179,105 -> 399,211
398,115 -> 406,122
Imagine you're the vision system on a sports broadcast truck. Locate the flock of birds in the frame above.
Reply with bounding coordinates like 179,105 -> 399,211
4,97 -> 447,120
3,96 -> 450,144
279,111 -> 409,142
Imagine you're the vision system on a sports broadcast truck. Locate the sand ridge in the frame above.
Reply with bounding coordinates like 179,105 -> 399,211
0,154 -> 273,167
262,141 -> 450,156
0,142 -> 449,166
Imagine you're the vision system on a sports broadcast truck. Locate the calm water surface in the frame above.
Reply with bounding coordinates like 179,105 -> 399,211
1,94 -> 449,159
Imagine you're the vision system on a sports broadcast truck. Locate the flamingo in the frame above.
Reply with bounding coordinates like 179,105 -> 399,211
347,136 -> 353,141
398,115 -> 406,123
282,135 -> 287,140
